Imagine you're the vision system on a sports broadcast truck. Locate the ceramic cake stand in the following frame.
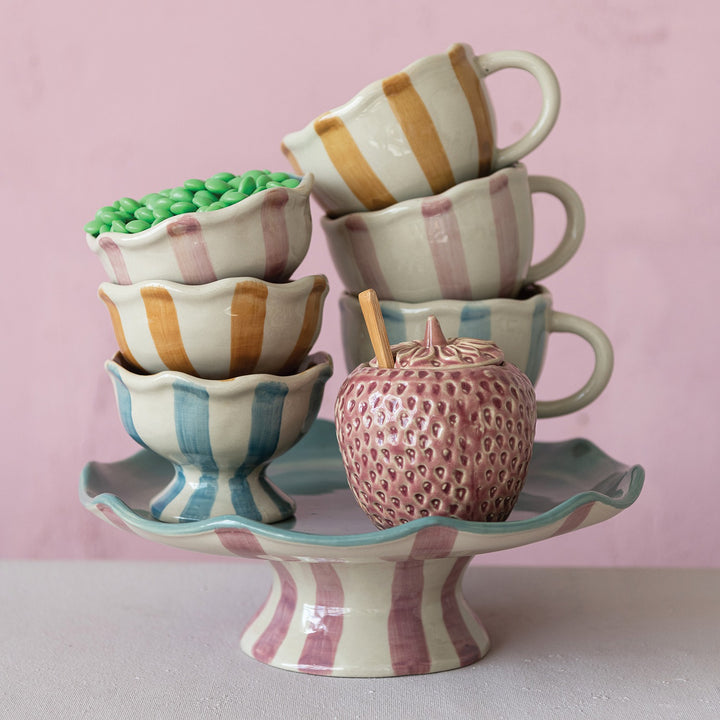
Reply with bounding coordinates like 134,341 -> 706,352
80,419 -> 644,678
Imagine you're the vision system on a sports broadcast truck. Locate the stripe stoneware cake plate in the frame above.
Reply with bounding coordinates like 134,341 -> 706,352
80,419 -> 644,678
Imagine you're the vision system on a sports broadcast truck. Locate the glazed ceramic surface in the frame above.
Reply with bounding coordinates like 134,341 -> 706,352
340,285 -> 613,419
100,274 -> 328,379
87,174 -> 314,285
81,419 -> 644,677
105,352 -> 333,523
336,319 -> 537,528
323,165 -> 584,302
281,43 -> 560,215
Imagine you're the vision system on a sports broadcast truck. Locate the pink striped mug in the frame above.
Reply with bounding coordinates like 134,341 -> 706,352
282,43 -> 560,216
322,164 -> 584,302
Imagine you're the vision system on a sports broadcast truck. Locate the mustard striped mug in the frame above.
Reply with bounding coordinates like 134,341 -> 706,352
323,164 -> 583,302
282,43 -> 560,216
99,275 -> 328,379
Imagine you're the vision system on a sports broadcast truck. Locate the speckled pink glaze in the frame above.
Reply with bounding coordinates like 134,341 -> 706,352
335,317 -> 537,529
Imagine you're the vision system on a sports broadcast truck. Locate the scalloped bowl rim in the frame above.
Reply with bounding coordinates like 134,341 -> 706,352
86,173 -> 314,249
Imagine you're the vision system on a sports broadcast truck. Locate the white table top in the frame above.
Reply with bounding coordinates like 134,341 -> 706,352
1,561 -> 718,719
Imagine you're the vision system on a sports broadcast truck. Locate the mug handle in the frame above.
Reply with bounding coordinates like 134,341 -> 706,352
475,50 -> 561,168
537,312 -> 614,419
526,175 -> 585,284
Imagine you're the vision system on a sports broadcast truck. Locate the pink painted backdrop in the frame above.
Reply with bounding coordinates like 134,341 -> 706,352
1,0 -> 717,566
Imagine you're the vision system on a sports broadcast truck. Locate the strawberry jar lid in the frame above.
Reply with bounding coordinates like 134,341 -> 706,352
378,316 -> 506,370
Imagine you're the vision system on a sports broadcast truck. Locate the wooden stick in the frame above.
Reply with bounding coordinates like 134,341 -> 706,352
358,289 -> 394,369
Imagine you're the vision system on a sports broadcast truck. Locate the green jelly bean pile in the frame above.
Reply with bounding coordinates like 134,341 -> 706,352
85,170 -> 301,237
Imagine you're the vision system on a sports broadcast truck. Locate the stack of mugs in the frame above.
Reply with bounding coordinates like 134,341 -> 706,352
86,172 -> 333,524
282,42 -> 612,418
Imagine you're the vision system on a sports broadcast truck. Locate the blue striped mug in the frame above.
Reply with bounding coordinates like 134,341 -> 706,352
105,352 -> 333,523
339,285 -> 612,418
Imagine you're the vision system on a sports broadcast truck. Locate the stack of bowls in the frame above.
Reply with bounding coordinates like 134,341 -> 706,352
87,171 -> 333,523
282,42 -> 613,418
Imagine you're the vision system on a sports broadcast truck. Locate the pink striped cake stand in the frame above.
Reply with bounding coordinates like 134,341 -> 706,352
80,419 -> 643,678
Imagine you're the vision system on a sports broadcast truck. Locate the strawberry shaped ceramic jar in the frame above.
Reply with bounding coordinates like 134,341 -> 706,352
335,316 -> 537,529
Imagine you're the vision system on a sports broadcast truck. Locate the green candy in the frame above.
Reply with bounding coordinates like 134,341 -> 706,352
134,206 -> 155,223
140,193 -> 163,207
96,206 -> 118,223
86,169 -> 302,237
238,175 -> 256,195
220,190 -> 248,204
204,177 -> 230,194
152,208 -> 173,221
210,171 -> 235,182
126,219 -> 151,233
118,197 -> 141,213
183,178 -> 206,192
170,201 -> 196,215
169,187 -> 194,203
192,190 -> 217,207
254,173 -> 270,189
150,197 -> 174,213
84,219 -> 103,235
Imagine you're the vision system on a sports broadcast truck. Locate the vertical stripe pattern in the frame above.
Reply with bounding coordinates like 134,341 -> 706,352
489,172 -> 520,297
343,215 -> 393,299
141,285 -> 198,376
382,73 -> 455,194
449,43 -> 493,176
261,189 -> 291,280
101,276 -> 327,379
420,195 -> 472,300
314,115 -> 396,212
166,215 -> 217,284
280,276 -> 328,374
98,236 -> 131,284
229,280 -> 268,377
99,289 -> 140,369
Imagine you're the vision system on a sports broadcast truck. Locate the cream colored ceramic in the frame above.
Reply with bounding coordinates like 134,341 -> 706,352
339,285 -> 613,418
81,418 -> 645,676
105,352 -> 333,523
99,275 -> 328,379
87,174 -> 314,284
322,164 -> 583,302
282,43 -> 560,216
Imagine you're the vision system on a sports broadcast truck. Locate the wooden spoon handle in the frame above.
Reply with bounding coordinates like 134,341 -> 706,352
358,289 -> 394,369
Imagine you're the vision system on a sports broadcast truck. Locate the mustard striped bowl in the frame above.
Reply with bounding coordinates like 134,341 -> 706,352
87,174 -> 314,284
105,352 -> 333,523
282,43 -> 559,216
99,275 -> 329,379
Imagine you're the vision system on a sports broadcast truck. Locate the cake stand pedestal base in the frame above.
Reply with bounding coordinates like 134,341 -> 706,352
240,555 -> 490,677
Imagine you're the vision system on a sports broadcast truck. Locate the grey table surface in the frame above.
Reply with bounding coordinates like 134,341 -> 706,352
0,561 -> 718,720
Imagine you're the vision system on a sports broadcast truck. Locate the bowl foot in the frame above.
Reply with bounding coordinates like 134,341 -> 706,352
240,555 -> 490,677
150,467 -> 296,523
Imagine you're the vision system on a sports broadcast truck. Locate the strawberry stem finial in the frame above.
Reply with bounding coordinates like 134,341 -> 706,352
424,316 -> 448,348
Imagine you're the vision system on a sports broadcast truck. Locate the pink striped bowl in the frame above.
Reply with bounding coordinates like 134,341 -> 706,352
99,274 -> 328,379
322,164 -> 584,302
87,174 -> 314,285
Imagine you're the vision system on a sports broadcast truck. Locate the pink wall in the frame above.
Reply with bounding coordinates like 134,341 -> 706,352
2,1 -> 717,566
